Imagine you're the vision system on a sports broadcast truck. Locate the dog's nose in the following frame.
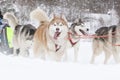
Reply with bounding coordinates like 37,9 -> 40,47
56,28 -> 60,31
87,28 -> 89,31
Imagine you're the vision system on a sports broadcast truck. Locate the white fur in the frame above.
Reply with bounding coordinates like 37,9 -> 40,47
4,12 -> 18,30
30,8 -> 69,61
30,7 -> 49,25
48,22 -> 68,40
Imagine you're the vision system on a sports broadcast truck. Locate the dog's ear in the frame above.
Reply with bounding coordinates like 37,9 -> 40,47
74,18 -> 83,23
74,19 -> 79,23
60,13 -> 68,23
79,19 -> 83,23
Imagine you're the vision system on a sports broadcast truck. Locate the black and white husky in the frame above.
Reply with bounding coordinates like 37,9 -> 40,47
3,12 -> 36,56
91,25 -> 120,64
68,19 -> 89,62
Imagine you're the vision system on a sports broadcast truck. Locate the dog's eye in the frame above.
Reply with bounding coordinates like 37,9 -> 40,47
81,24 -> 84,27
59,23 -> 63,26
54,24 -> 57,26
81,23 -> 84,26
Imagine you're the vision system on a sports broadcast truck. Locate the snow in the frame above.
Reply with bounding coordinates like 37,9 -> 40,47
83,9 -> 119,28
0,40 -> 120,80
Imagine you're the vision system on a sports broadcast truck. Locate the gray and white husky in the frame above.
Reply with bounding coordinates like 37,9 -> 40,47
3,12 -> 36,56
91,25 -> 120,64
68,19 -> 89,62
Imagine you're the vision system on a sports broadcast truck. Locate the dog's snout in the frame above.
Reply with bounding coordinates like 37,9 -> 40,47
87,28 -> 89,31
56,28 -> 60,31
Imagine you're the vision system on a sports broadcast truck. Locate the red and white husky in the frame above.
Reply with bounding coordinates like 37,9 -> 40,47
30,8 -> 69,61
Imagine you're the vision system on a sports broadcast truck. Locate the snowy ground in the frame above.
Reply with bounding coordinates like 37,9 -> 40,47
0,40 -> 120,80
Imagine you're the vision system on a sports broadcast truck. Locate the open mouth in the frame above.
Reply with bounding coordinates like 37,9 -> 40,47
79,29 -> 87,35
54,31 -> 61,40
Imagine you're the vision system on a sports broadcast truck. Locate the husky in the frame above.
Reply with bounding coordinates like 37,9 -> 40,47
30,8 -> 69,61
68,19 -> 89,62
91,25 -> 120,64
3,12 -> 36,56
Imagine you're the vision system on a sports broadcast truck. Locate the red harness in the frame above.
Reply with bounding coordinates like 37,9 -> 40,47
68,32 -> 80,46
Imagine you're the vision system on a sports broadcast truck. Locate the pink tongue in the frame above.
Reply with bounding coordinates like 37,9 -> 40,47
54,32 -> 60,40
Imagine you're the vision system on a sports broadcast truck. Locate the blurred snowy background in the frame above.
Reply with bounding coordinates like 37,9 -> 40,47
0,0 -> 120,22
0,0 -> 120,32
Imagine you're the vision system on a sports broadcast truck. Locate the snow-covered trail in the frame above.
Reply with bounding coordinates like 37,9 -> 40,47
0,59 -> 120,80
0,40 -> 119,80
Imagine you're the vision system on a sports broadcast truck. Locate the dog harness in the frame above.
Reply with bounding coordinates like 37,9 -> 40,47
55,44 -> 61,52
68,32 -> 80,46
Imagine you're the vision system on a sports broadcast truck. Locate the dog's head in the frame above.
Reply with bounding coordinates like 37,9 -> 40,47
70,19 -> 89,35
48,14 -> 68,40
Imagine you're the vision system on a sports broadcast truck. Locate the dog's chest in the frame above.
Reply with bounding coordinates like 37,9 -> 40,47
47,38 -> 66,52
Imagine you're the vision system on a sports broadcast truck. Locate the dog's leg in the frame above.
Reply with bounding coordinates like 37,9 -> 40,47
61,46 -> 68,62
90,52 -> 96,64
91,40 -> 97,64
55,51 -> 64,62
103,45 -> 112,64
104,53 -> 111,64
19,47 -> 29,57
41,55 -> 46,60
104,50 -> 111,64
55,55 -> 62,62
63,53 -> 67,62
112,50 -> 120,63
33,42 -> 40,57
63,50 -> 68,62
91,47 -> 103,64
13,48 -> 18,56
74,43 -> 79,62
40,50 -> 46,60
34,45 -> 46,60
91,40 -> 102,64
